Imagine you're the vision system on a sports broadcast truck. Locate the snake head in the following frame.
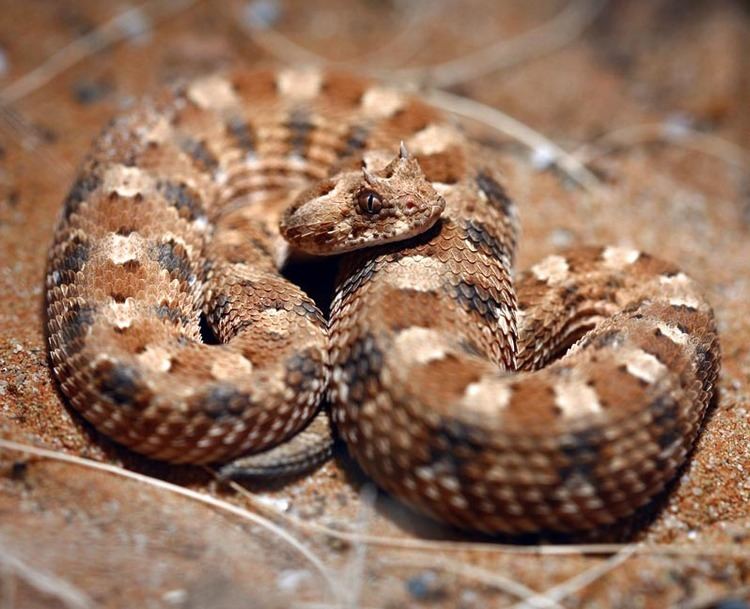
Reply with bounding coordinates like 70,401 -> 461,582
280,143 -> 445,255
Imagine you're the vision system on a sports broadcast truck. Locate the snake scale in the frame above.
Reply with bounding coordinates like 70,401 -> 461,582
46,68 -> 720,534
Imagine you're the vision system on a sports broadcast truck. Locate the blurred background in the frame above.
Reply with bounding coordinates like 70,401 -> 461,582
1,2 -> 749,608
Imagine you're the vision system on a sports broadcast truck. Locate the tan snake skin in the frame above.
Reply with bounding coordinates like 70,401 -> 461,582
46,68 -> 720,533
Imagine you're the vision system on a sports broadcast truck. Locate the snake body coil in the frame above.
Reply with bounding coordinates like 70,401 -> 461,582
47,69 -> 720,533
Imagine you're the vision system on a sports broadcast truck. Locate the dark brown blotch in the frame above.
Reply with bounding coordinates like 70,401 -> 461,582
63,171 -> 101,218
337,124 -> 369,158
451,280 -> 503,326
286,110 -> 314,155
226,116 -> 256,153
55,234 -> 91,284
431,417 -> 486,468
341,333 -> 384,407
463,219 -> 509,264
201,384 -> 251,420
285,347 -> 325,394
476,171 -> 513,214
159,180 -> 205,222
155,304 -> 191,326
150,239 -> 194,284
58,302 -> 96,348
557,429 -> 601,486
180,137 -> 219,173
95,361 -> 150,408
649,395 -> 681,449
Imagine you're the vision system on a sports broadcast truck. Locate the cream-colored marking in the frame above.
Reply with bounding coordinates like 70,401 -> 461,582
394,327 -> 448,364
211,352 -> 253,381
439,475 -> 460,492
450,495 -> 469,509
107,233 -> 141,265
141,116 -> 173,145
407,124 -> 461,155
277,69 -> 323,100
188,75 -> 240,110
659,272 -> 690,286
360,86 -> 405,118
137,345 -> 172,373
388,255 -> 445,291
531,255 -> 569,284
669,295 -> 701,309
103,165 -> 153,198
625,349 -> 668,384
657,322 -> 689,345
415,465 -> 435,481
462,379 -> 510,415
554,378 -> 602,418
602,246 -> 640,269
105,301 -> 137,330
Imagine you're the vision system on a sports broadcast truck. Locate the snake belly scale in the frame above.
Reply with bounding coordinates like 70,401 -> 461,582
46,68 -> 720,534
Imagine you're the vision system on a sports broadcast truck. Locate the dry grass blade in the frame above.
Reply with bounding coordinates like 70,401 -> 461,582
422,89 -> 601,192
0,107 -> 74,178
0,542 -> 94,609
0,438 -> 340,603
343,485 -> 377,609
240,0 -> 438,69
573,122 -> 750,169
381,555 -> 563,608
0,0 -> 198,105
511,545 -> 637,608
392,0 -> 607,88
218,471 -> 750,559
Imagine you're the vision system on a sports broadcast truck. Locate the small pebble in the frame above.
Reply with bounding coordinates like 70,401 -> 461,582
550,227 -> 574,248
242,0 -> 282,30
72,80 -> 111,105
530,145 -> 556,170
276,569 -> 311,592
710,599 -> 750,609
406,570 -> 445,601
116,6 -> 151,43
662,113 -> 694,140
162,589 -> 187,604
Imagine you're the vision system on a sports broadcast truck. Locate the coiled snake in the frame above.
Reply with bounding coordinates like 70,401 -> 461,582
46,69 -> 720,533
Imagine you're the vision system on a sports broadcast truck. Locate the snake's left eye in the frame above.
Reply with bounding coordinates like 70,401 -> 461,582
357,190 -> 383,214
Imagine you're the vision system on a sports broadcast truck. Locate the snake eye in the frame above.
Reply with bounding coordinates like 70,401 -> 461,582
357,190 -> 383,214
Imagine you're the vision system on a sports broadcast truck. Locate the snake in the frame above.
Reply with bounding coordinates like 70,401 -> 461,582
46,68 -> 720,534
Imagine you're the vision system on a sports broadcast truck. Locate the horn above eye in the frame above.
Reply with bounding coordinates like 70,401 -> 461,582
357,189 -> 383,214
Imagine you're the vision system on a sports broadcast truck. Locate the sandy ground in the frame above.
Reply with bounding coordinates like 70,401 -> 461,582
1,1 -> 749,607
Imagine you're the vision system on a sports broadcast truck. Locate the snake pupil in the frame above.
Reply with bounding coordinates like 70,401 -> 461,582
358,190 -> 382,214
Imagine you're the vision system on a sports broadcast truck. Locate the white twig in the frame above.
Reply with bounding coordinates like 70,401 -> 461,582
219,471 -> 750,558
241,0 -> 438,69
392,0 -> 608,88
382,555 -> 563,609
0,438 -> 340,603
573,122 -> 750,169
0,541 -> 94,609
0,0 -> 198,104
511,545 -> 637,608
345,485 -> 377,609
425,88 -> 601,192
